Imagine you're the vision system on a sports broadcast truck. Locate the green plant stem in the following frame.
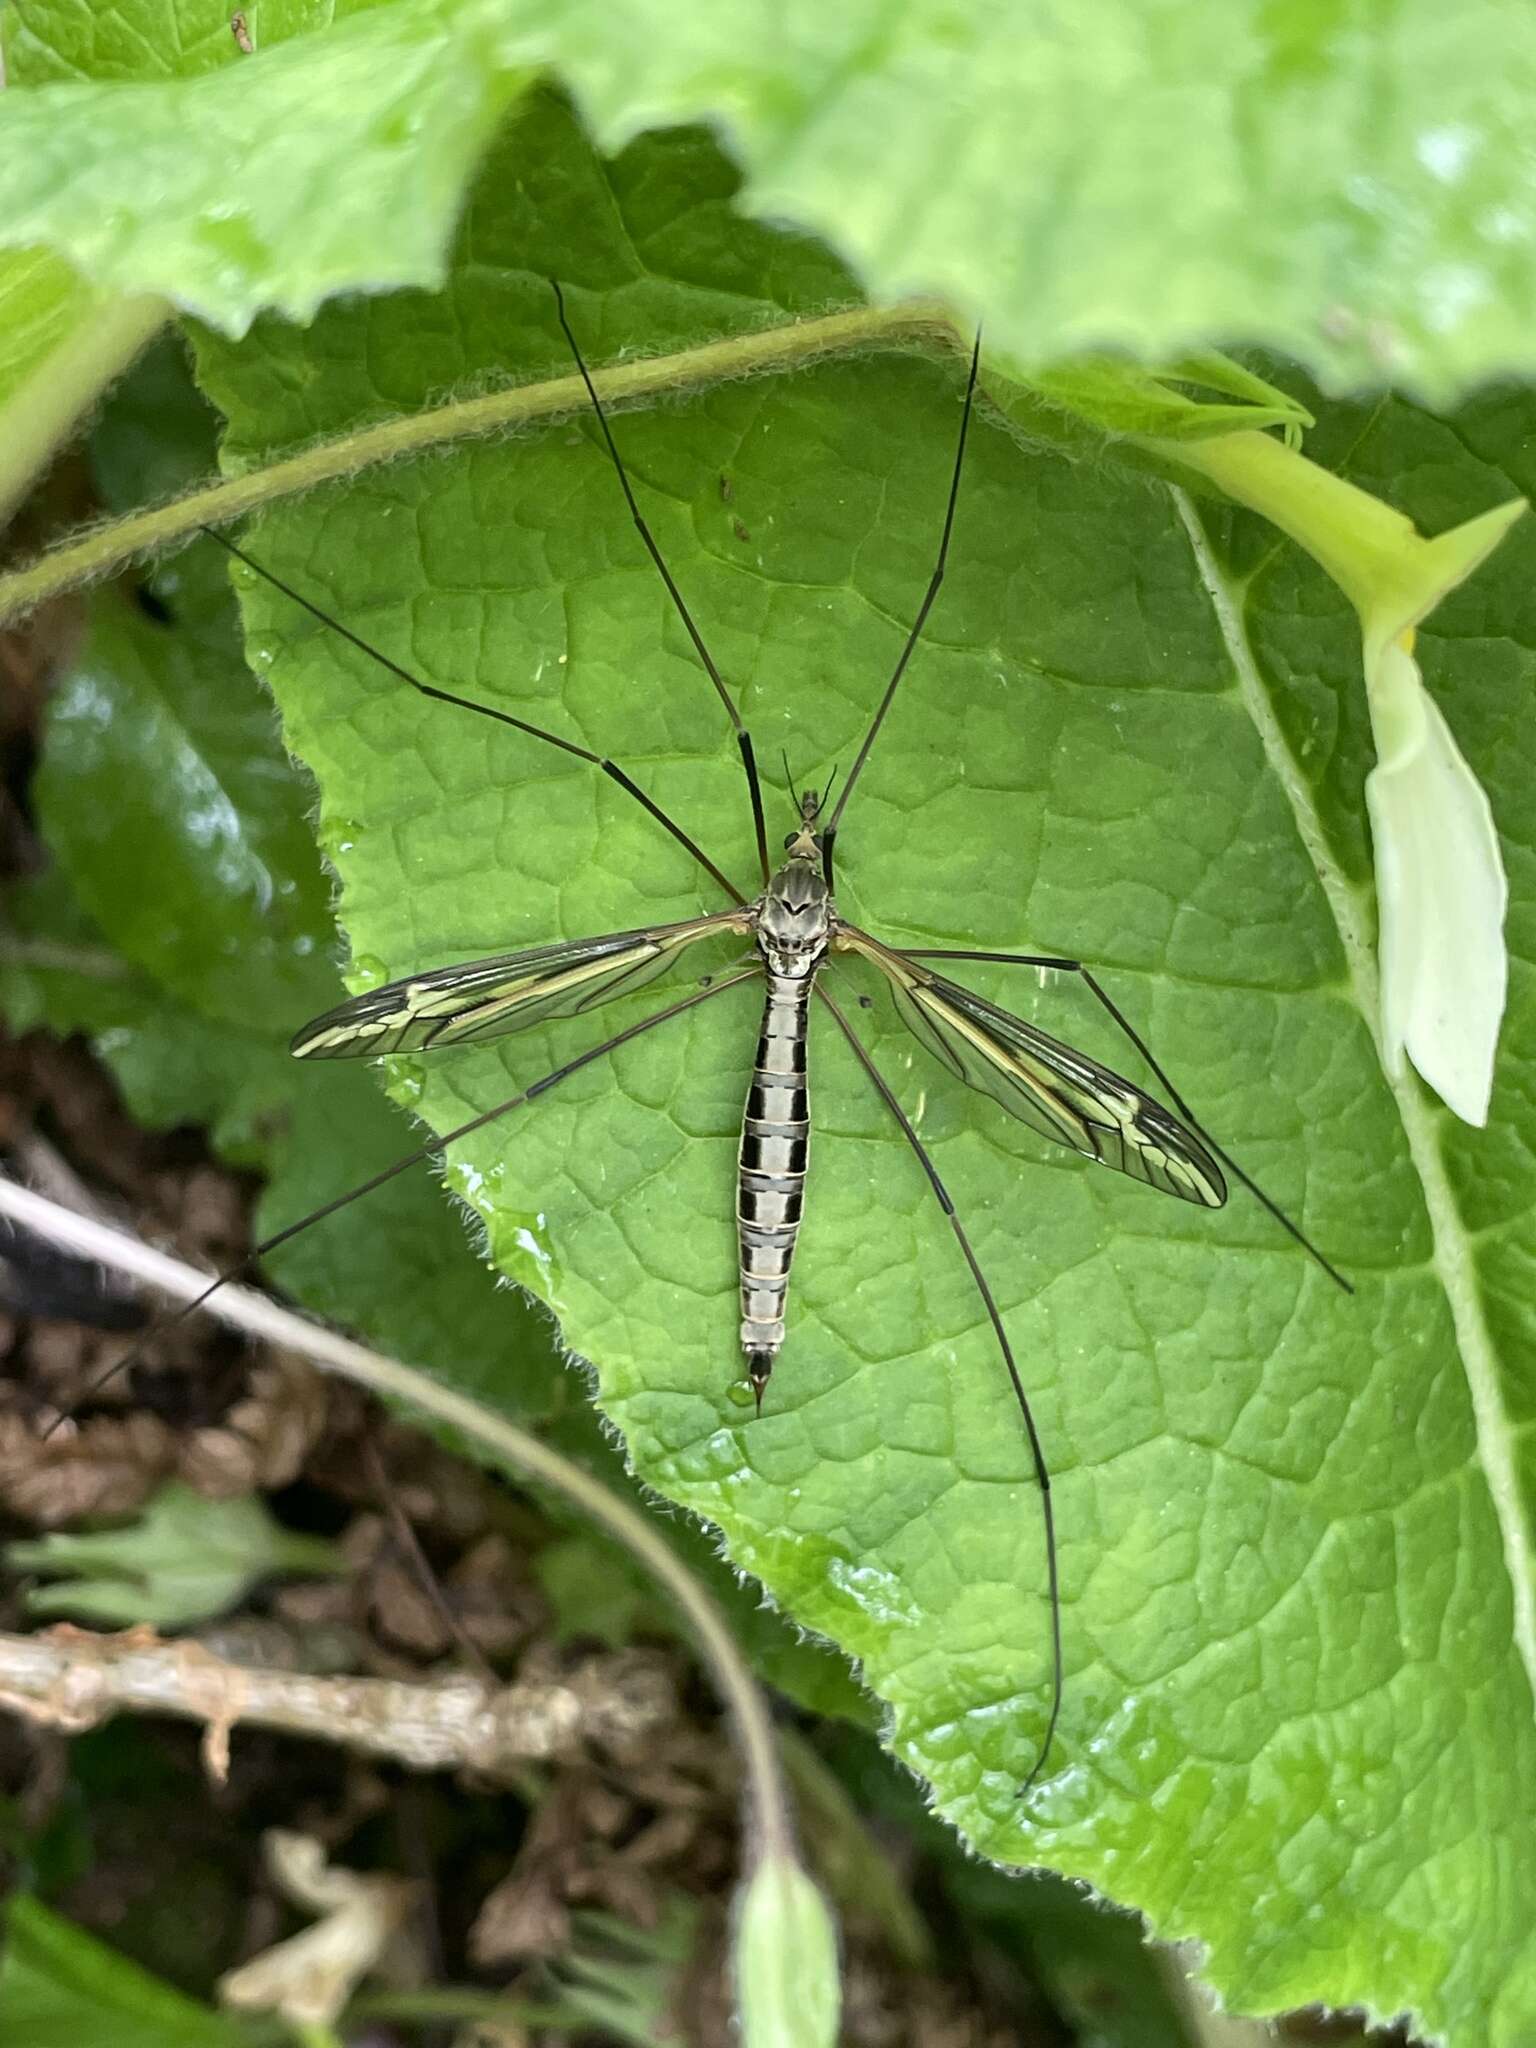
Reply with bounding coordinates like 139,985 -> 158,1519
0,1173 -> 801,1875
288,2024 -> 344,2048
0,300 -> 964,627
0,292 -> 168,529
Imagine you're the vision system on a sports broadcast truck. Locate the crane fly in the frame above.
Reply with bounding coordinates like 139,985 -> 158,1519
91,285 -> 1349,1791
287,805 -> 1232,1402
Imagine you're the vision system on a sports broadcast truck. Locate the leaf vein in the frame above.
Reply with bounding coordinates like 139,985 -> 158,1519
1171,483 -> 1536,1730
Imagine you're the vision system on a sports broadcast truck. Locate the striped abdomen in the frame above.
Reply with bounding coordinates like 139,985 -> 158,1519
738,971 -> 812,1401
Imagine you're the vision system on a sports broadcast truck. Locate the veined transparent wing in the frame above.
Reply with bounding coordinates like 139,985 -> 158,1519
293,910 -> 751,1060
835,927 -> 1225,1208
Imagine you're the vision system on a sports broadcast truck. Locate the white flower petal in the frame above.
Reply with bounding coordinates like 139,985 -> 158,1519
1364,642 -> 1507,1125
218,1830 -> 410,2026
1158,428 -> 1521,1126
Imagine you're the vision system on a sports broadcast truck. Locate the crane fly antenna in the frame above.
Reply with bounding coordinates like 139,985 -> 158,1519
817,984 -> 1062,1794
202,527 -> 745,908
822,330 -> 981,890
42,972 -> 751,1435
550,280 -> 772,888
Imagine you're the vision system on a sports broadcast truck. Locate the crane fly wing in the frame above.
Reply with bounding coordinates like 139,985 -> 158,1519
293,909 -> 751,1060
835,928 -> 1225,1208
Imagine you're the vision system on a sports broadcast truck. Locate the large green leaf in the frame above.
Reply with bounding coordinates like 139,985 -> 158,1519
0,0 -> 529,328
181,101 -> 1536,2040
6,0 -> 1536,398
35,558 -> 335,1028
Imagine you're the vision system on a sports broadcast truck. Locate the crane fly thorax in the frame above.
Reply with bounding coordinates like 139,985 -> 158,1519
754,841 -> 832,979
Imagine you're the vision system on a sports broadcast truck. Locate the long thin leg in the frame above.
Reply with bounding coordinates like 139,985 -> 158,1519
815,983 -> 1062,1796
361,1434 -> 496,1685
49,968 -> 758,1431
903,947 -> 1352,1292
203,527 -> 745,909
821,332 -> 982,894
551,281 -> 772,889
904,948 -> 1077,970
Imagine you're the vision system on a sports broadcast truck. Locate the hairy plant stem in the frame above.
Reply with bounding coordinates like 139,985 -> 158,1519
0,300 -> 964,628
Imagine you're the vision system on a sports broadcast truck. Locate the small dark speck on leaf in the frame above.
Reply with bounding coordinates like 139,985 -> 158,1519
133,584 -> 176,627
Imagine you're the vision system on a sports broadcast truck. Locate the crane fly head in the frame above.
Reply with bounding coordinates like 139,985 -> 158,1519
780,765 -> 838,853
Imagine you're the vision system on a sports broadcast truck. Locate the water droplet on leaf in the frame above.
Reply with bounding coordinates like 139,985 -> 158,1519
318,815 -> 363,859
385,1057 -> 424,1103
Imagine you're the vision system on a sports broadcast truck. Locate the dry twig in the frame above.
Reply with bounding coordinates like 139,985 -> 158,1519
0,1623 -> 672,1782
